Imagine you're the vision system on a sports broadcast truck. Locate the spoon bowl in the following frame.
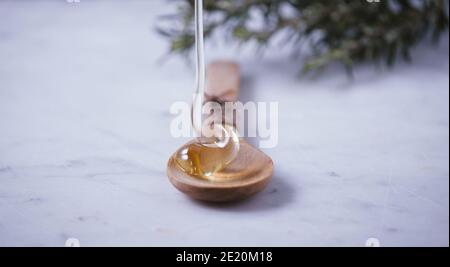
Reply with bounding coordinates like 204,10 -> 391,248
167,141 -> 273,202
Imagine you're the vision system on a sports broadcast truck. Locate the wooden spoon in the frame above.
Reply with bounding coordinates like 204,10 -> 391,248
167,61 -> 274,202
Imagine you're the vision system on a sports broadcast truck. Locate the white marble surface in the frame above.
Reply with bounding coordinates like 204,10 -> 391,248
0,1 -> 448,247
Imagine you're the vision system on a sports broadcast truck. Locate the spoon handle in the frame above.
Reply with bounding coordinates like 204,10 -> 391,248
206,61 -> 240,103
205,61 -> 240,127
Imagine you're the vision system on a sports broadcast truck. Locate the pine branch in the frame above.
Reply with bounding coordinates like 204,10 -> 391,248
157,0 -> 449,74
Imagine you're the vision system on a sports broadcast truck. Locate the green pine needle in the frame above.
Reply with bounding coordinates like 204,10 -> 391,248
157,0 -> 449,74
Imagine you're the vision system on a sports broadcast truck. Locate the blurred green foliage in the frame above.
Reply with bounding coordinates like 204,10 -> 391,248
158,0 -> 449,74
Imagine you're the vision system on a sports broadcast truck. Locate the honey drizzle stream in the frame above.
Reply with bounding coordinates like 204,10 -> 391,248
192,0 -> 206,135
174,0 -> 240,181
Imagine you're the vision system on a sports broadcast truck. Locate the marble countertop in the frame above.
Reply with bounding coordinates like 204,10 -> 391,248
0,1 -> 448,247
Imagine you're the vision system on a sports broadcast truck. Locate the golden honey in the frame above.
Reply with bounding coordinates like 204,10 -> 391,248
174,124 -> 240,179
